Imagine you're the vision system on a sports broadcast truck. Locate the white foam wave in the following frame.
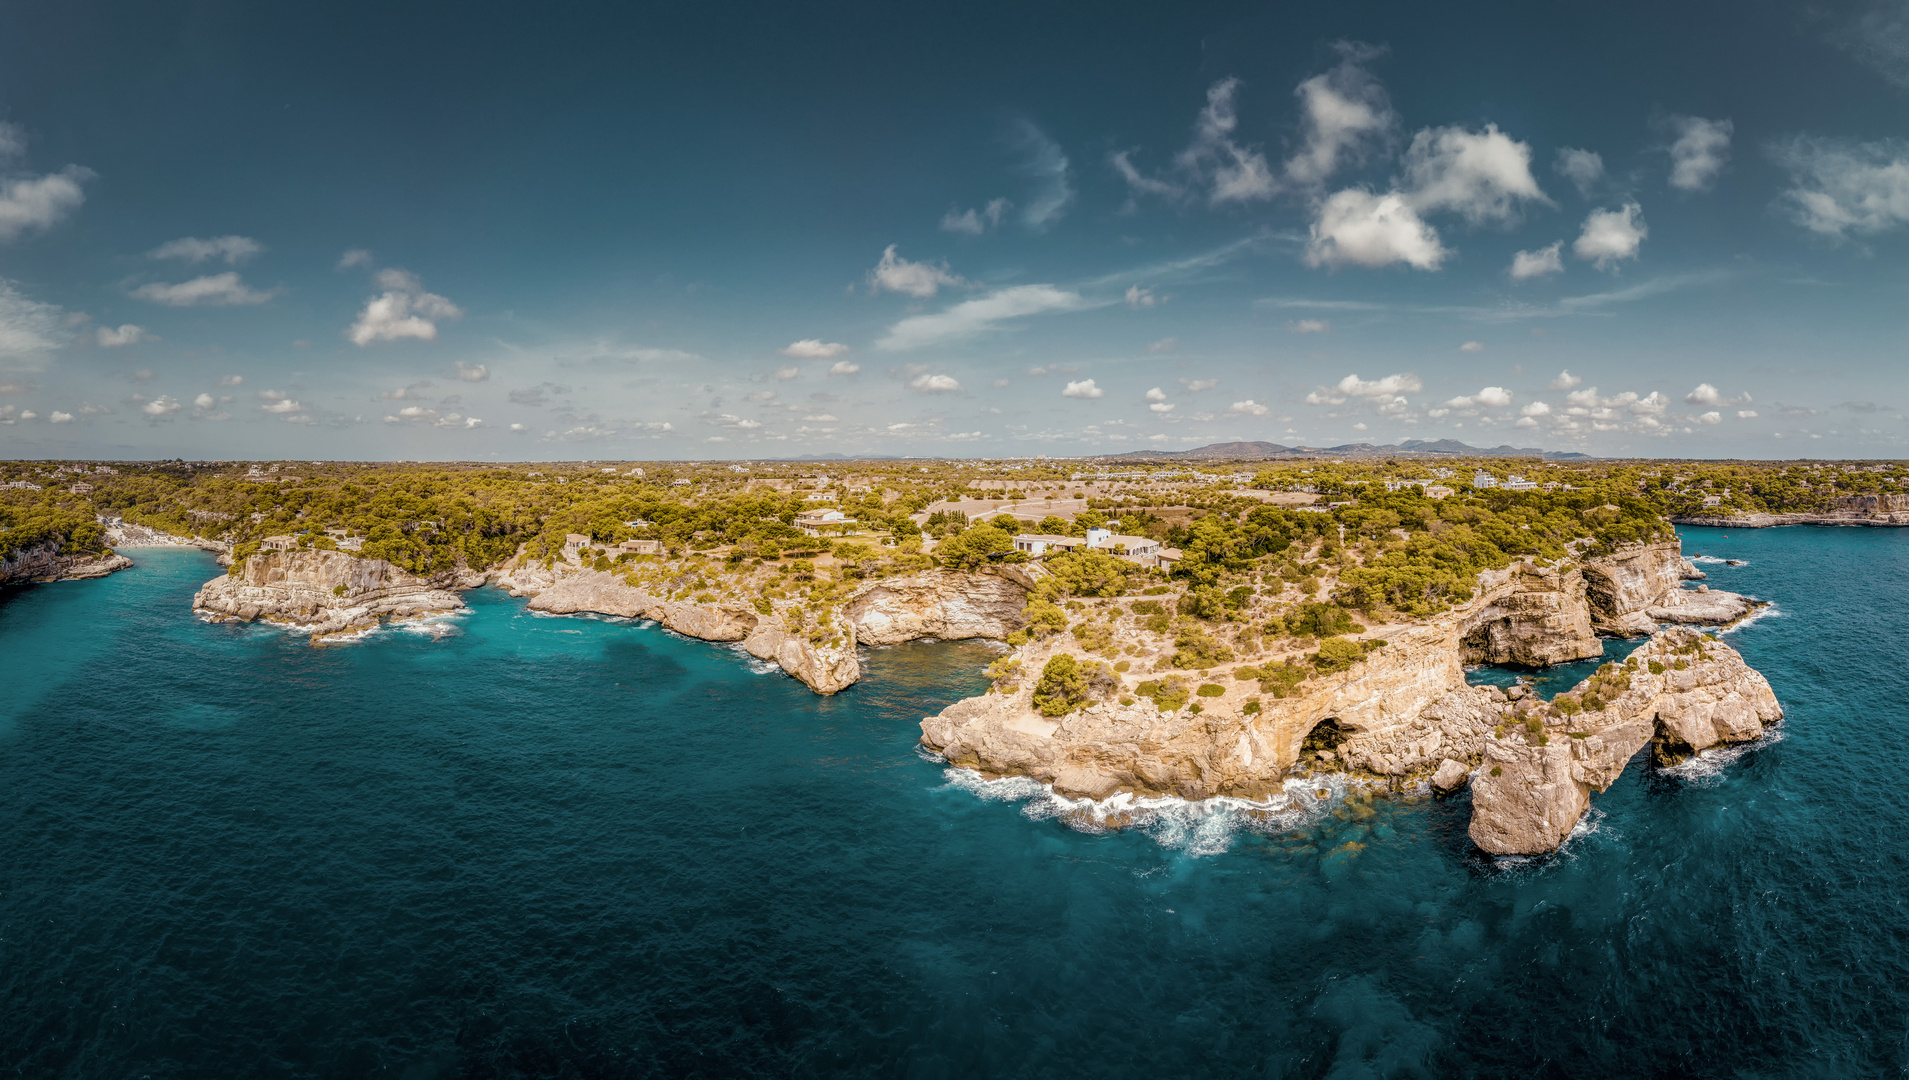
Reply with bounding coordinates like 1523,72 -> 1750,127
1688,555 -> 1745,565
1720,601 -> 1780,634
1661,725 -> 1784,784
938,767 -> 1361,856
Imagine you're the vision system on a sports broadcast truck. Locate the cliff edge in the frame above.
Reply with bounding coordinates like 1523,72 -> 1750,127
193,549 -> 477,639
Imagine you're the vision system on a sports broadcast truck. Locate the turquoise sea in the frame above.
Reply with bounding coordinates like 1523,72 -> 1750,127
3,525 -> 1905,1077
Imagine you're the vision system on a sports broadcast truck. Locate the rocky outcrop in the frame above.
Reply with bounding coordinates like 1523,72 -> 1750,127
192,550 -> 468,639
1647,585 -> 1760,625
1458,561 -> 1600,666
1580,541 -> 1687,635
1,540 -> 133,585
1673,494 -> 1909,528
840,568 -> 1030,645
1468,629 -> 1781,855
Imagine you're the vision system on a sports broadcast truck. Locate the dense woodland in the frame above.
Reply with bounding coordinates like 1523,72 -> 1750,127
3,458 -> 1903,625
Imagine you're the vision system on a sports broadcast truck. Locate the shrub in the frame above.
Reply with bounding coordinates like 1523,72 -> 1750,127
754,597 -> 773,615
1130,599 -> 1164,616
1286,602 -> 1363,639
1256,662 -> 1310,698
1490,766 -> 1503,777
1648,660 -> 1666,675
1196,683 -> 1226,698
1524,715 -> 1543,735
1142,585 -> 1171,596
1311,636 -> 1383,673
1032,654 -> 1089,717
1172,624 -> 1235,669
1134,676 -> 1189,712
1145,614 -> 1170,634
1188,703 -> 1204,715
1113,660 -> 1130,672
1023,599 -> 1068,638
1555,695 -> 1582,715
1242,698 -> 1262,715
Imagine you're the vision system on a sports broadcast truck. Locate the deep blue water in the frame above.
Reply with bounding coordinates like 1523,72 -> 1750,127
3,527 -> 1906,1078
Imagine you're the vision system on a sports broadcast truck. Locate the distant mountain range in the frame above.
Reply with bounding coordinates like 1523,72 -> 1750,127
1101,439 -> 1594,461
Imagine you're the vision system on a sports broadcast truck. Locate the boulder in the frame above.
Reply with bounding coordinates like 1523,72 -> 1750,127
1431,758 -> 1471,794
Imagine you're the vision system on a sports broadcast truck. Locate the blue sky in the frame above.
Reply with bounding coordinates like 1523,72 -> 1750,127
1,0 -> 1907,460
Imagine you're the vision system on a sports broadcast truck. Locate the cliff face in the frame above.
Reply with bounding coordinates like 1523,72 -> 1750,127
1458,562 -> 1600,666
1,540 -> 133,585
840,569 -> 1030,645
192,550 -> 472,639
1580,541 -> 1688,635
1673,494 -> 1909,528
1468,629 -> 1781,855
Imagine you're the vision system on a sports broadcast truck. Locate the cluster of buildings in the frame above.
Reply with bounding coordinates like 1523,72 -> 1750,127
1011,526 -> 1178,569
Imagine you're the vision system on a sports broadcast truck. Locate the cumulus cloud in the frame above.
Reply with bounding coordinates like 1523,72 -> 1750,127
1459,341 -> 1485,353
1229,399 -> 1270,416
910,373 -> 962,394
1012,122 -> 1075,228
1549,369 -> 1583,390
148,235 -> 263,264
1145,386 -> 1168,403
96,324 -> 151,347
1554,148 -> 1605,198
1738,409 -> 1759,419
1285,44 -> 1396,187
133,272 -> 274,307
49,410 -> 72,423
1521,400 -> 1552,417
384,404 -> 482,428
772,365 -> 800,381
1400,124 -> 1549,224
828,360 -> 860,376
1062,378 -> 1104,399
1446,386 -> 1512,409
1697,410 -> 1722,424
1685,383 -> 1752,406
1124,285 -> 1156,308
1289,318 -> 1331,333
259,395 -> 304,414
876,284 -> 1088,351
337,249 -> 373,270
1306,372 -> 1421,409
781,339 -> 849,359
1304,190 -> 1446,270
456,361 -> 489,382
1553,386 -> 1674,434
1113,76 -> 1281,206
347,269 -> 461,345
1181,378 -> 1218,392
1574,203 -> 1647,270
940,197 -> 1010,235
1664,116 -> 1733,192
1146,337 -> 1178,353
219,374 -> 245,386
141,395 -> 180,416
1769,136 -> 1909,238
0,166 -> 91,243
1510,241 -> 1565,281
868,244 -> 964,297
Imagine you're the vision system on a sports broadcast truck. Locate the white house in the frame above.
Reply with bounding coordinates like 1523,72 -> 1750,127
794,508 -> 857,536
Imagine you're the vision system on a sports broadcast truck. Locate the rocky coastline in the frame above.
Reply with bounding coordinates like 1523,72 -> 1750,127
0,540 -> 133,585
192,549 -> 478,640
1672,493 -> 1909,528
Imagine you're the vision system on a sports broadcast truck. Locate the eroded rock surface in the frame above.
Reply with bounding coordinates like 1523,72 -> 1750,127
1,540 -> 134,585
192,549 -> 469,639
841,568 -> 1029,645
1468,629 -> 1781,855
1459,562 -> 1600,666
1674,494 -> 1909,528
1580,541 -> 1688,635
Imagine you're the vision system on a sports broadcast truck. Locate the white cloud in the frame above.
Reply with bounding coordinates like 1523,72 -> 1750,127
193,393 -> 215,409
1510,241 -> 1565,281
49,410 -> 72,423
1149,402 -> 1174,414
1289,318 -> 1330,333
910,373 -> 962,394
1554,148 -> 1605,197
1062,378 -> 1104,399
1446,385 -> 1512,409
95,324 -> 151,347
1146,337 -> 1178,353
1013,122 -> 1075,229
1124,285 -> 1155,308
1738,409 -> 1759,419
940,197 -> 1010,234
1521,401 -> 1552,417
347,268 -> 461,345
1145,386 -> 1168,403
219,374 -> 245,386
868,244 -> 964,297
133,272 -> 274,307
0,122 -> 23,161
260,396 -> 303,414
1307,371 -> 1422,407
1229,399 -> 1270,416
0,281 -> 63,364
1549,370 -> 1582,390
1685,383 -> 1752,406
773,365 -> 800,381
1665,116 -> 1733,192
456,361 -> 489,382
1109,150 -> 1184,202
876,284 -> 1088,351
1574,203 -> 1647,270
1459,340 -> 1485,353
1181,378 -> 1218,392
1400,123 -> 1549,224
148,235 -> 263,264
1769,136 -> 1909,238
337,249 -> 373,270
141,395 -> 180,416
0,166 -> 91,243
1305,189 -> 1446,270
1553,387 -> 1674,434
781,339 -> 849,359
1516,416 -> 1539,428
1179,78 -> 1278,204
1285,46 -> 1396,187
828,359 -> 860,376
1697,410 -> 1722,424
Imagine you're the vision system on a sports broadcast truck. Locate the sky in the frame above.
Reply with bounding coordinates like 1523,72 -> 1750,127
1,0 -> 1907,461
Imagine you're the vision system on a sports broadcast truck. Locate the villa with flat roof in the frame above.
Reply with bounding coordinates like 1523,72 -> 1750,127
1013,526 -> 1166,567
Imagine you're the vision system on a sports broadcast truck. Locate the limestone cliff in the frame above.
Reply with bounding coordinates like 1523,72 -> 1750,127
1579,541 -> 1688,635
1673,494 -> 1909,528
1468,628 -> 1781,855
1458,562 -> 1600,666
192,550 -> 471,639
840,568 -> 1030,645
0,540 -> 133,585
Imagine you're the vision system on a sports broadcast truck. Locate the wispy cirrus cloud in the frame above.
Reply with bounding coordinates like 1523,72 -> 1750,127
876,284 -> 1093,351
